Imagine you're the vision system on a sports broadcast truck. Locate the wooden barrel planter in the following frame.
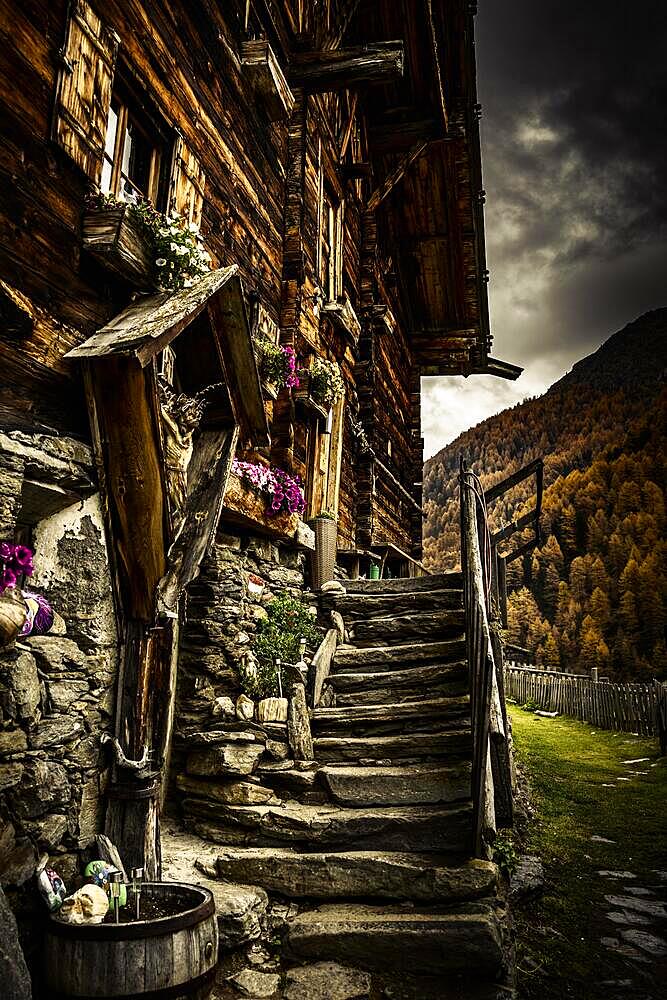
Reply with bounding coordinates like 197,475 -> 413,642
44,882 -> 218,1000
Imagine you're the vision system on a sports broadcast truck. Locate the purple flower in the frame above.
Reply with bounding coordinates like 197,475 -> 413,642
13,546 -> 33,570
0,567 -> 17,593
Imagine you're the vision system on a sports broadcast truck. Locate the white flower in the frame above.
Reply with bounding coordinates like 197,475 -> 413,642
200,250 -> 212,261
170,242 -> 180,252
155,258 -> 167,267
188,221 -> 199,233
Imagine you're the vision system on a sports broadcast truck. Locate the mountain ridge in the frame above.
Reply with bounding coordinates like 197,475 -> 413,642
423,308 -> 667,680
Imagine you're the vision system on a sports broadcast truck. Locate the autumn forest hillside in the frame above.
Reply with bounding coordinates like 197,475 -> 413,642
423,309 -> 667,680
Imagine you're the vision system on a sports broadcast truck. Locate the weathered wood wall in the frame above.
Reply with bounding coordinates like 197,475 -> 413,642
0,0 -> 430,560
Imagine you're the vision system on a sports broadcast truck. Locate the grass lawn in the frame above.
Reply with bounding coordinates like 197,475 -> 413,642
508,705 -> 667,1000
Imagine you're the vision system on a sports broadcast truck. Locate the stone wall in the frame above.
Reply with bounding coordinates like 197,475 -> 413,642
0,430 -> 117,966
174,528 -> 309,739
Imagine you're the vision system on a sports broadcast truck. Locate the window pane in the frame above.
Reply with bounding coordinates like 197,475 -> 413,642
104,104 -> 118,160
100,157 -> 113,194
121,117 -> 152,199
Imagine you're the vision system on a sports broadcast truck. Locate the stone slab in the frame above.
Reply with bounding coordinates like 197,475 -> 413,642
214,849 -> 497,902
284,961 -> 371,1000
285,901 -> 504,976
184,798 -> 472,852
320,763 -> 471,806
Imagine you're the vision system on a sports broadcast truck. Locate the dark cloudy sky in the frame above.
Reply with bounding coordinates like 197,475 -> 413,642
422,0 -> 667,458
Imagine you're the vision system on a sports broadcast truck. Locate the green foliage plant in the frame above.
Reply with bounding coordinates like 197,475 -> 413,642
307,358 -> 345,407
492,832 -> 518,877
247,592 -> 321,697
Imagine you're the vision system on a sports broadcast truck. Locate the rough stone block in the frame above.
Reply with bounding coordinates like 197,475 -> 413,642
9,760 -> 70,819
0,883 -> 32,999
30,714 -> 84,749
0,729 -> 28,755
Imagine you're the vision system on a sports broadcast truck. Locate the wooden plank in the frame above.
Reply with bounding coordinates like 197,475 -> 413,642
157,427 -> 238,614
207,280 -> 270,450
309,628 -> 339,707
65,267 -> 237,361
289,42 -> 404,91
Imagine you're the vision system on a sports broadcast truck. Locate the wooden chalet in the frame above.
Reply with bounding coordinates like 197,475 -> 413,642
1,0 -> 520,583
0,2 -> 523,993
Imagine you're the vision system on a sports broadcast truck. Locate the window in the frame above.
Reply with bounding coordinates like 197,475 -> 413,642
318,182 -> 344,302
100,80 -> 168,206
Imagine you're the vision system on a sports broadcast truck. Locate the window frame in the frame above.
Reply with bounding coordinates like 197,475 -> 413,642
100,73 -> 170,208
317,162 -> 345,304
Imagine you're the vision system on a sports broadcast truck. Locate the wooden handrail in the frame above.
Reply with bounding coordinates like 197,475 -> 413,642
460,459 -> 498,855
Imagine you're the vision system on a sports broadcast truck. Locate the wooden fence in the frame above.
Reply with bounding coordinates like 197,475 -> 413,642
505,663 -> 663,737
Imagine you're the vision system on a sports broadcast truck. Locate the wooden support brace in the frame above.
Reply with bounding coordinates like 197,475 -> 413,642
367,141 -> 429,212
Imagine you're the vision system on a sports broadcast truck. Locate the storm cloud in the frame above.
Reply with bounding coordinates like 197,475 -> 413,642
422,0 -> 667,458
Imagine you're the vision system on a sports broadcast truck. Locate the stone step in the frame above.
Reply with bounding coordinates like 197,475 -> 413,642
330,661 -> 468,706
320,588 -> 463,620
349,610 -> 465,647
183,798 -> 473,853
341,572 -> 463,594
214,849 -> 498,902
319,763 -> 471,806
332,639 -> 466,674
284,901 -> 504,976
313,730 -> 472,764
311,697 -> 470,736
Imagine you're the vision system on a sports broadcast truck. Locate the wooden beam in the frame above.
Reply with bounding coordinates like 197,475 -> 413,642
241,40 -> 295,120
484,458 -> 543,504
157,427 -> 238,614
367,141 -> 429,212
369,115 -> 442,154
289,42 -> 404,91
425,0 -> 448,131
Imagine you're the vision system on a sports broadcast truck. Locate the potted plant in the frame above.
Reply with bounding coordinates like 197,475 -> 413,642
255,340 -> 299,399
295,357 -> 344,419
312,509 -> 338,590
231,459 -> 305,517
83,193 -> 211,290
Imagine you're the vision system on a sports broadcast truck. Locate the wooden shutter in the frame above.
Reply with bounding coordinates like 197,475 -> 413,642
52,0 -> 119,182
168,135 -> 206,227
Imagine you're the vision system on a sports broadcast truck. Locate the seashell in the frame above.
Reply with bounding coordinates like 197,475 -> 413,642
60,884 -> 109,924
0,590 -> 28,646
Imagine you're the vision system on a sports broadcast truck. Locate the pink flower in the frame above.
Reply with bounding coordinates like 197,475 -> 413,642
0,567 -> 17,593
13,546 -> 33,570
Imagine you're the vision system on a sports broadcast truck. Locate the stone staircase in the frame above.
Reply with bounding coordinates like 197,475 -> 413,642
179,572 -> 511,997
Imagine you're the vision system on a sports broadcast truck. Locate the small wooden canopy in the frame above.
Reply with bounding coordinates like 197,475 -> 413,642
67,266 -> 270,448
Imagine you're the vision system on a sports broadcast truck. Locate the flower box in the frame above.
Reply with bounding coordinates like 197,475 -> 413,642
293,374 -> 329,423
322,294 -> 361,343
261,379 -> 279,401
222,473 -> 314,549
82,206 -> 153,287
